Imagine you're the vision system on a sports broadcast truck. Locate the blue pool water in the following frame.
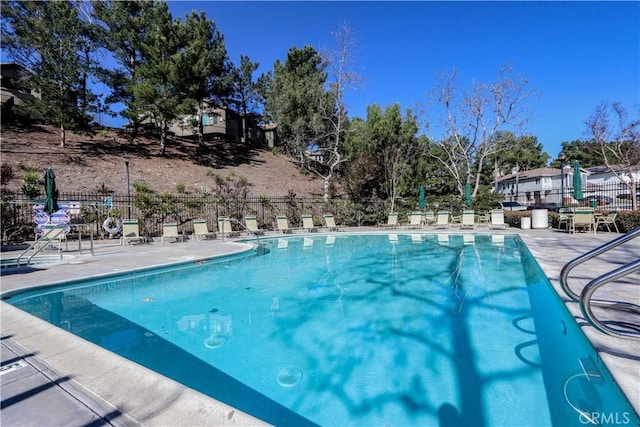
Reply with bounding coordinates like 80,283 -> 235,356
7,234 -> 638,426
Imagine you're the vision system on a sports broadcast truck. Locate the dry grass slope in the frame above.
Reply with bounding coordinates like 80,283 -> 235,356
0,124 -> 325,197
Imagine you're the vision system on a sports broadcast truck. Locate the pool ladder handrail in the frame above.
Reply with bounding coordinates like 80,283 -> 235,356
220,218 -> 262,245
559,227 -> 640,340
15,225 -> 67,266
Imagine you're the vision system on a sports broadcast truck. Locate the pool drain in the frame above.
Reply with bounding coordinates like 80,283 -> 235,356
204,334 -> 228,349
277,367 -> 303,387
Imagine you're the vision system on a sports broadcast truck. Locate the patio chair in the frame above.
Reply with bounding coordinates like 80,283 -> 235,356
423,210 -> 436,226
407,212 -> 423,229
595,210 -> 619,233
382,212 -> 399,229
35,223 -> 68,253
323,214 -> 340,231
489,209 -> 508,230
121,219 -> 146,245
460,210 -> 476,230
276,215 -> 293,234
571,209 -> 595,234
302,214 -> 318,232
218,217 -> 240,238
161,223 -> 184,244
558,208 -> 573,232
244,216 -> 265,235
433,211 -> 451,229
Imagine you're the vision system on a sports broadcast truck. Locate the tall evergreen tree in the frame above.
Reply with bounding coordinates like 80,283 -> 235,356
263,46 -> 328,164
230,54 -> 264,143
92,0 -> 158,133
174,11 -> 231,147
2,0 -> 99,147
133,2 -> 180,156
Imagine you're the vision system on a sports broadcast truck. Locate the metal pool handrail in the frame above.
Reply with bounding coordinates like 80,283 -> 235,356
580,258 -> 640,340
559,227 -> 640,340
559,227 -> 640,301
16,225 -> 67,266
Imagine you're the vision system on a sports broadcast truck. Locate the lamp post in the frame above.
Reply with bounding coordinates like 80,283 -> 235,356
123,154 -> 131,218
558,152 -> 566,207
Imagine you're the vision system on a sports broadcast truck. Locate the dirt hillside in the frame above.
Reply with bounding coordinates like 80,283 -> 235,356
0,124 -> 325,198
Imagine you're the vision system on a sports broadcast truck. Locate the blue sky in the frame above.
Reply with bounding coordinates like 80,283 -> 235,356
2,1 -> 637,159
166,1 -> 639,159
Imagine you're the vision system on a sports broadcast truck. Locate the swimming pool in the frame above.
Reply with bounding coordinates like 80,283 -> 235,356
6,234 -> 638,426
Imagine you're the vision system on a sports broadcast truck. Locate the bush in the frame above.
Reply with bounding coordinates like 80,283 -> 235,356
617,210 -> 640,233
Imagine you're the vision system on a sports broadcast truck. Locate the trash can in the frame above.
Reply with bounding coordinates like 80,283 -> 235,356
531,209 -> 549,229
521,217 -> 531,229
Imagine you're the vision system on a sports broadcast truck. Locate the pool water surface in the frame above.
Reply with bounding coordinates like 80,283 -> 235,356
7,234 -> 638,426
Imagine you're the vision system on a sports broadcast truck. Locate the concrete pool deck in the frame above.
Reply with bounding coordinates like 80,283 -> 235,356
1,227 -> 638,426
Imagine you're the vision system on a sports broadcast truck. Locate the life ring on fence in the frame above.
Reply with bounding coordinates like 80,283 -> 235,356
103,217 -> 122,234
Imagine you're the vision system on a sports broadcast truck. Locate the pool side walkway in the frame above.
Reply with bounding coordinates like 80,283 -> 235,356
1,228 -> 638,426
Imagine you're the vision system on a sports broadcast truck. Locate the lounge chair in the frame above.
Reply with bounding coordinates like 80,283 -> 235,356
489,209 -> 508,230
161,223 -> 184,244
323,214 -> 340,231
571,209 -> 595,234
595,210 -> 619,233
383,212 -> 399,228
35,223 -> 68,253
302,214 -> 318,232
433,211 -> 451,229
193,219 -> 216,240
244,216 -> 265,235
460,210 -> 476,230
276,215 -> 293,234
121,219 -> 146,245
407,212 -> 422,229
217,217 -> 239,238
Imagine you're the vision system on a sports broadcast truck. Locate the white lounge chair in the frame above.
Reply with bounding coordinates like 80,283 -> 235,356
193,219 -> 216,240
302,214 -> 318,232
407,212 -> 422,229
571,209 -> 595,234
433,211 -> 451,229
383,212 -> 399,228
489,209 -> 508,230
244,216 -> 265,235
217,217 -> 239,237
121,219 -> 146,245
276,215 -> 293,234
323,214 -> 340,231
460,210 -> 476,229
161,223 -> 184,244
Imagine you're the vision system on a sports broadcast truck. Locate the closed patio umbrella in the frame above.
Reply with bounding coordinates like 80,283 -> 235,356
44,167 -> 59,215
419,185 -> 426,209
465,182 -> 472,206
572,161 -> 583,201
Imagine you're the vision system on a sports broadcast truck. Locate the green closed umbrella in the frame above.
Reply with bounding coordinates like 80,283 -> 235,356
419,185 -> 426,209
44,167 -> 59,215
465,182 -> 472,206
572,161 -> 583,201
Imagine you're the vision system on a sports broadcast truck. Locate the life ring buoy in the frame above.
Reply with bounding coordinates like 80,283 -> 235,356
103,217 -> 122,234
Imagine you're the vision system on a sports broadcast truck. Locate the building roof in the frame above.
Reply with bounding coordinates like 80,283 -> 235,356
496,167 -> 560,183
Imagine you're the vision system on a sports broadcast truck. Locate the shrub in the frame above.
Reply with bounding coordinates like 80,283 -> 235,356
1,163 -> 15,186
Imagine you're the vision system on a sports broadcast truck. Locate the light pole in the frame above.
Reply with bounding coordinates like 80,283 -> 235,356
123,154 -> 131,219
558,152 -> 566,207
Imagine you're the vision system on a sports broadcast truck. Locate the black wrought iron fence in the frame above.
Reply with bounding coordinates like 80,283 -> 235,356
503,181 -> 639,211
0,191 -> 388,242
